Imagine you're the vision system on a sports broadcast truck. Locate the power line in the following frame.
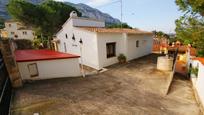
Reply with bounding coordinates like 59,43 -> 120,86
95,0 -> 123,29
96,0 -> 120,9
120,0 -> 123,28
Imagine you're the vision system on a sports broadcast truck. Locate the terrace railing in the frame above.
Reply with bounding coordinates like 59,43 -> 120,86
0,50 -> 12,115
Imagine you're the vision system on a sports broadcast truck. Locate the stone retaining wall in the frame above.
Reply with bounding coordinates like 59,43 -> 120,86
0,38 -> 22,88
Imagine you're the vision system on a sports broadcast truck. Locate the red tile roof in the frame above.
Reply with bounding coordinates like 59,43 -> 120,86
15,50 -> 80,62
78,27 -> 153,35
192,57 -> 204,65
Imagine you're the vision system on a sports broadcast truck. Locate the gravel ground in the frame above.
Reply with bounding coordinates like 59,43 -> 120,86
11,54 -> 201,115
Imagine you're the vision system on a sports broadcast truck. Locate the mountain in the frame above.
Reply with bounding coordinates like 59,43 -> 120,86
0,0 -> 120,25
64,2 -> 120,25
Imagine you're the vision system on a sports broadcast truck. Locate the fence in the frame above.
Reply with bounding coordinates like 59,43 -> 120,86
0,50 -> 12,115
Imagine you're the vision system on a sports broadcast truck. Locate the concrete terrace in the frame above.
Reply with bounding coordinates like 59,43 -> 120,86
11,54 -> 201,115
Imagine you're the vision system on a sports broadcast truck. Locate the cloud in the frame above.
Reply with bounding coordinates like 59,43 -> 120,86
86,0 -> 112,7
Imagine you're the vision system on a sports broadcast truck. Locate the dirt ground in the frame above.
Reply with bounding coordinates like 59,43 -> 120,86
11,54 -> 201,115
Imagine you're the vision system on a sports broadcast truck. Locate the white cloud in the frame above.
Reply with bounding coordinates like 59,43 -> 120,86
86,0 -> 112,7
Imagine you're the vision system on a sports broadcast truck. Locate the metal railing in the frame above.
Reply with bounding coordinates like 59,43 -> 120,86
0,51 -> 12,115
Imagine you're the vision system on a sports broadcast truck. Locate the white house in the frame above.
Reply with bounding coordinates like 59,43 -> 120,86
15,50 -> 81,80
4,20 -> 35,40
189,57 -> 204,110
54,11 -> 153,70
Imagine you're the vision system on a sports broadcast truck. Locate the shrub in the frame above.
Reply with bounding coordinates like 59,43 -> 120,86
197,50 -> 204,57
190,67 -> 199,77
117,54 -> 127,63
33,38 -> 42,49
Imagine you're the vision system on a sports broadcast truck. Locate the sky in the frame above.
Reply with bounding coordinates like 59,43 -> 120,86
55,0 -> 184,33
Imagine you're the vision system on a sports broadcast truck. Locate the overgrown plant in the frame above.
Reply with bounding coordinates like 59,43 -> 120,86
33,38 -> 42,49
117,54 -> 127,63
190,67 -> 199,77
175,0 -> 204,57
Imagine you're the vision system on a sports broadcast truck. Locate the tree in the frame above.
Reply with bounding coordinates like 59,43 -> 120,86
175,0 -> 204,57
0,17 -> 5,29
7,0 -> 81,47
107,23 -> 133,29
152,31 -> 170,39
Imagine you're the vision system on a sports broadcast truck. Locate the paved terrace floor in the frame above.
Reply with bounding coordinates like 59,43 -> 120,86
11,54 -> 201,115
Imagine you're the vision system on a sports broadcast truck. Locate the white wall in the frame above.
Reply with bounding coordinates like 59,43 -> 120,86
72,18 -> 105,27
96,33 -> 153,69
127,34 -> 153,60
56,22 -> 100,69
4,22 -> 35,40
190,60 -> 204,108
97,33 -> 126,69
17,30 -> 35,40
5,22 -> 18,38
18,58 -> 81,80
195,62 -> 204,107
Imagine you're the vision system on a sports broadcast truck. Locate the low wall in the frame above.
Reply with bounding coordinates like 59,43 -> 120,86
190,60 -> 204,113
0,38 -> 22,88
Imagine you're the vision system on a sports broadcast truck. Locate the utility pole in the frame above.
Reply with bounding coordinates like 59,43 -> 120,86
120,0 -> 123,29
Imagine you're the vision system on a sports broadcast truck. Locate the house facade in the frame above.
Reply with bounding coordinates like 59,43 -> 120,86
54,11 -> 153,70
3,20 -> 35,40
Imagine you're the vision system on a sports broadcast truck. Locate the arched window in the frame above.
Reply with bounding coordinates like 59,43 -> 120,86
64,42 -> 67,52
136,40 -> 139,47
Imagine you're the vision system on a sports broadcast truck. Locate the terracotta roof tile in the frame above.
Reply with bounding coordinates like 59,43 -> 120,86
192,57 -> 204,65
77,27 -> 153,35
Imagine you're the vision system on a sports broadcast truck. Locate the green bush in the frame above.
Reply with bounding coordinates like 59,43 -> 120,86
197,50 -> 204,57
190,67 -> 199,77
117,54 -> 127,63
33,38 -> 42,49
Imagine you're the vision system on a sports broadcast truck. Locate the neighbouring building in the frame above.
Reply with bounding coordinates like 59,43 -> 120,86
15,50 -> 81,80
0,29 -> 8,38
189,57 -> 204,111
3,20 -> 35,40
53,11 -> 153,70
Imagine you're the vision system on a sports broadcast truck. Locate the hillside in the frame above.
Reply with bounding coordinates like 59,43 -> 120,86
0,0 -> 120,25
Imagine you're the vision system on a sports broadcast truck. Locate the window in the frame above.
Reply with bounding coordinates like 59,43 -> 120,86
65,34 -> 68,39
136,40 -> 139,47
11,32 -> 15,35
23,31 -> 27,35
64,42 -> 67,52
27,63 -> 39,77
106,42 -> 116,58
72,34 -> 75,41
14,35 -> 18,38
